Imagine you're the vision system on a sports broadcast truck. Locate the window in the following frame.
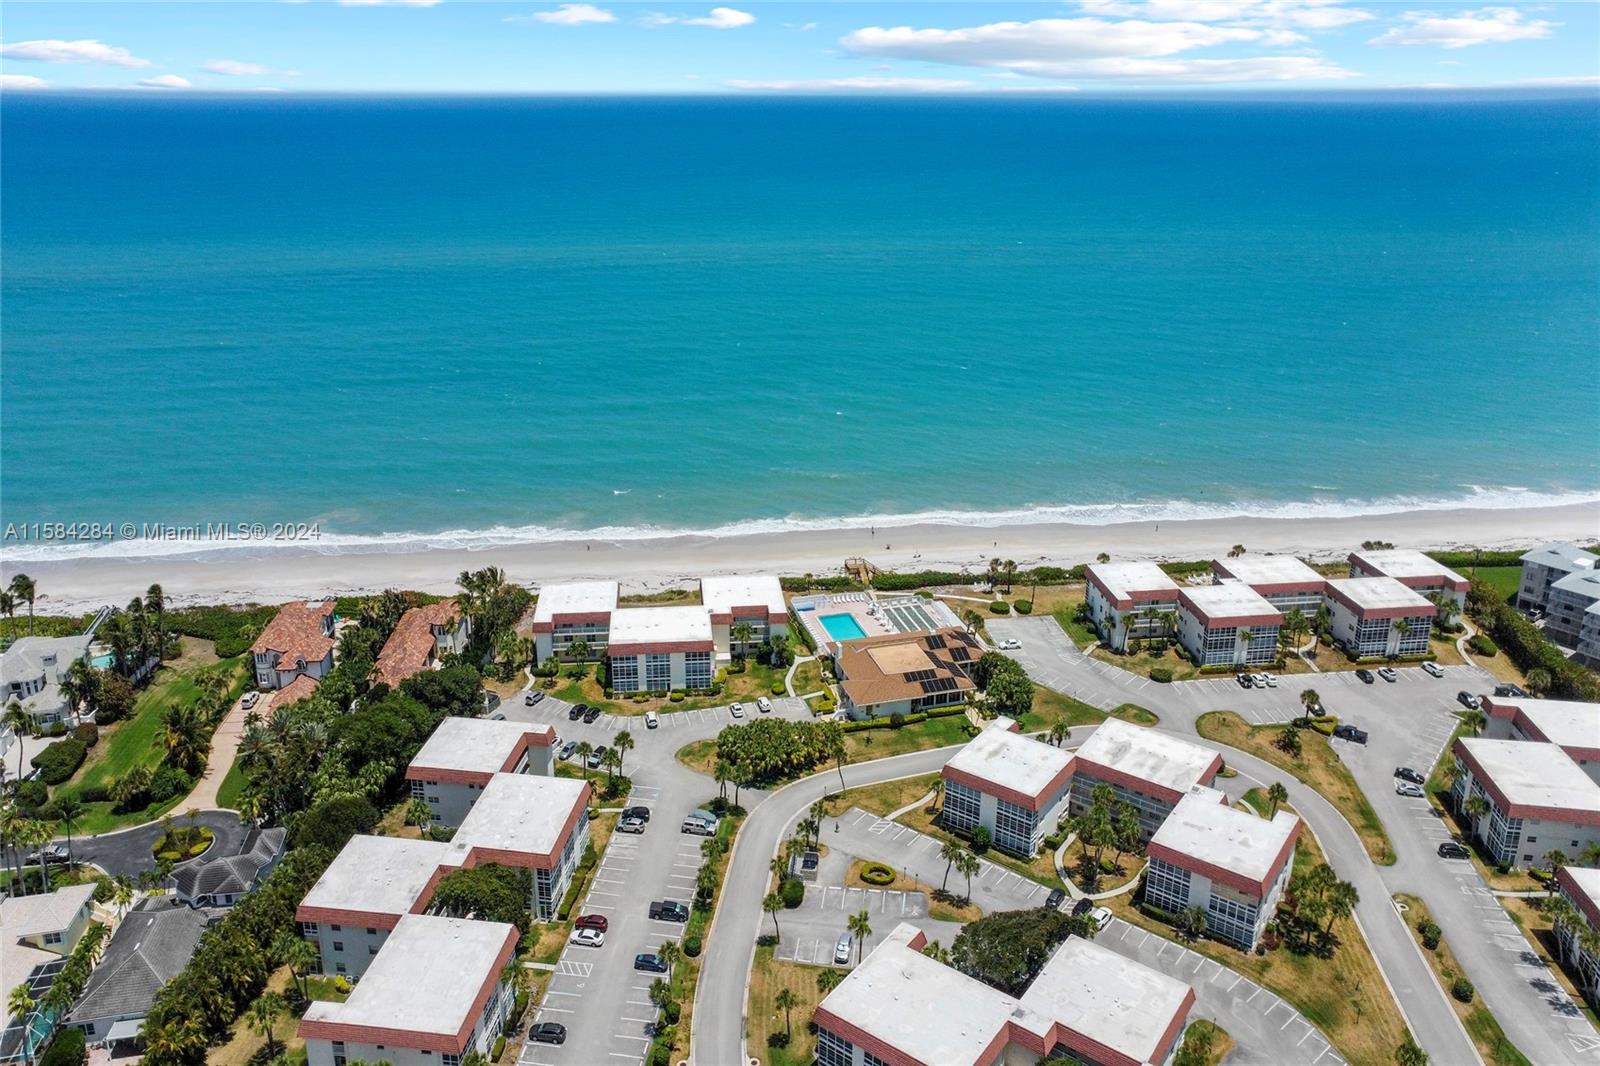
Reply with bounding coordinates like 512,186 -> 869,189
332,1042 -> 346,1066
301,922 -> 319,937
1144,858 -> 1191,914
366,927 -> 377,936
685,650 -> 712,689
333,941 -> 344,952
369,945 -> 378,955
815,1028 -> 853,1066
410,779 -> 425,799
645,653 -> 672,691
942,780 -> 982,836
335,962 -> 346,974
81,1025 -> 95,1037
610,655 -> 640,692
443,1054 -> 461,1066
331,924 -> 342,931
43,931 -> 63,945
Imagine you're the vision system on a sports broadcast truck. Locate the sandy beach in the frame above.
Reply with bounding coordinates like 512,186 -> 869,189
4,501 -> 1596,616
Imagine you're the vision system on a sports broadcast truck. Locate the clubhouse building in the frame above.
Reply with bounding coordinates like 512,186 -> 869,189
836,628 -> 980,720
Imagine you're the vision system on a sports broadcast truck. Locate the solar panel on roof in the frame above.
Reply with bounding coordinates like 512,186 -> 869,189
926,635 -> 946,648
920,677 -> 958,694
904,669 -> 937,682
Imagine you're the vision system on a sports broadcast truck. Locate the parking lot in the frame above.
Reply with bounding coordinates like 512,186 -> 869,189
772,886 -> 960,965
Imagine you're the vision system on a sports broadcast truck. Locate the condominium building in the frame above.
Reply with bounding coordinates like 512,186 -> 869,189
1483,696 -> 1600,783
941,720 -> 1074,857
405,717 -> 557,827
835,627 -> 979,720
374,600 -> 471,688
297,837 -> 459,978
1347,548 -> 1469,608
1323,577 -> 1437,659
1175,584 -> 1282,667
813,923 -> 1194,1066
300,915 -> 517,1066
449,773 -> 591,921
1145,786 -> 1300,950
1068,719 -> 1223,840
1554,866 -> 1600,1013
250,600 -> 337,690
699,575 -> 789,658
1451,737 -> 1600,869
1545,568 -> 1600,663
606,606 -> 716,693
1209,555 -> 1327,616
531,581 -> 619,663
1084,562 -> 1181,652
1517,542 -> 1598,614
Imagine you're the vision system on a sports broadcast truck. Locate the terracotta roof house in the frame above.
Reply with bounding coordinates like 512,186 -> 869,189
374,600 -> 471,688
250,601 -> 337,691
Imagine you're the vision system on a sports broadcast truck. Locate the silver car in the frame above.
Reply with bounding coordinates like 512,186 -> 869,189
834,932 -> 853,964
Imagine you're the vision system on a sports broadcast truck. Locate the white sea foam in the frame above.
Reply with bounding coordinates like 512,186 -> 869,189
4,485 -> 1596,564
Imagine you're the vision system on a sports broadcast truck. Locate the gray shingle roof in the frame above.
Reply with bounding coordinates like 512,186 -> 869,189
171,827 -> 286,901
68,901 -> 206,1025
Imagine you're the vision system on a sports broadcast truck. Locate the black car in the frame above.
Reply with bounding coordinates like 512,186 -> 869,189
624,806 -> 651,822
649,900 -> 690,922
524,690 -> 545,706
528,1023 -> 567,1045
1457,691 -> 1481,710
635,953 -> 670,973
583,705 -> 603,723
1072,897 -> 1094,916
1395,767 -> 1426,785
1355,668 -> 1375,684
568,704 -> 585,721
1333,724 -> 1368,744
1437,841 -> 1470,860
1236,674 -> 1253,688
1493,683 -> 1528,698
1044,888 -> 1066,911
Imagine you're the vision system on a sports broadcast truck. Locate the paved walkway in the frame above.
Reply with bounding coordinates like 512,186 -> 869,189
178,691 -> 265,811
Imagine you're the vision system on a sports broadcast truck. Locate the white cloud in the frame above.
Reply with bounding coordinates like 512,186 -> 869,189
788,21 -> 819,32
0,38 -> 151,68
203,59 -> 298,77
510,4 -> 616,24
726,76 -> 975,92
138,74 -> 191,89
1369,7 -> 1556,49
0,73 -> 49,89
1077,1 -> 1374,29
649,7 -> 754,29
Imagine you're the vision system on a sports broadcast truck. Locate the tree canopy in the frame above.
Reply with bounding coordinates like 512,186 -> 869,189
430,864 -> 534,935
949,907 -> 1094,996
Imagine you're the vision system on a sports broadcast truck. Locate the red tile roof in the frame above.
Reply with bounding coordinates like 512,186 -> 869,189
374,600 -> 463,688
250,601 -> 335,672
275,675 -> 320,705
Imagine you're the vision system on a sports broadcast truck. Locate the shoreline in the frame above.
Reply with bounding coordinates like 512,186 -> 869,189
3,501 -> 1595,616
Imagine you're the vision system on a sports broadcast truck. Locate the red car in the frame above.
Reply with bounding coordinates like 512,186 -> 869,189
575,914 -> 608,932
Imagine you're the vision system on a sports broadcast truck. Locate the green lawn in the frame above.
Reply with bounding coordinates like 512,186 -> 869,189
842,715 -> 970,762
1020,686 -> 1157,732
1051,606 -> 1099,648
215,759 -> 248,811
1465,566 -> 1521,605
790,658 -> 825,695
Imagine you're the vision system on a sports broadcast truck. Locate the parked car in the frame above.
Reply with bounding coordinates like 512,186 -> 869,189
730,702 -> 745,719
618,817 -> 647,835
528,1023 -> 567,1046
489,711 -> 506,721
834,932 -> 853,964
1237,674 -> 1254,688
1377,667 -> 1398,683
1072,898 -> 1094,917
1421,661 -> 1444,678
649,900 -> 690,922
1437,841 -> 1470,860
757,696 -> 773,714
635,953 -> 669,973
1355,668 -> 1375,684
1395,782 -> 1424,798
645,711 -> 659,729
1394,767 -> 1426,785
240,691 -> 260,710
1089,906 -> 1112,932
575,913 -> 609,932
26,844 -> 68,864
681,816 -> 717,836
568,704 -> 585,721
1044,888 -> 1066,911
1493,683 -> 1528,698
559,740 -> 578,760
1457,691 -> 1482,710
525,690 -> 545,706
624,806 -> 651,822
586,747 -> 607,770
999,639 -> 1021,650
583,705 -> 603,723
1260,673 -> 1278,687
573,927 -> 605,947
1332,724 -> 1368,744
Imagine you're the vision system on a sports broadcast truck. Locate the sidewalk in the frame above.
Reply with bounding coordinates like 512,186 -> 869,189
178,692 -> 266,811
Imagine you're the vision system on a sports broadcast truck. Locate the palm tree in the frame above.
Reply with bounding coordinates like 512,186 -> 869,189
274,932 -> 318,1001
1464,793 -> 1490,824
1460,708 -> 1487,736
406,799 -> 432,830
601,747 -> 623,789
956,850 -> 980,902
939,839 -> 962,892
1526,667 -> 1553,696
730,621 -> 756,660
565,638 -> 591,664
1229,544 -> 1246,558
111,875 -> 135,918
1266,782 -> 1288,819
159,703 -> 207,774
816,968 -> 844,994
614,729 -> 635,776
1178,905 -> 1208,942
0,591 -> 14,630
146,584 -> 166,660
112,764 -> 153,809
55,795 -> 84,868
763,893 -> 783,941
8,574 -> 37,637
1542,849 -> 1569,893
8,983 -> 38,1066
824,723 -> 846,794
848,910 -> 872,964
658,940 -> 681,972
1276,724 -> 1302,758
774,988 -> 799,1040
574,742 -> 594,788
1324,880 -> 1359,935
962,608 -> 982,635
1003,560 -> 1017,594
1237,629 -> 1253,662
1096,552 -> 1110,564
247,991 -> 286,1056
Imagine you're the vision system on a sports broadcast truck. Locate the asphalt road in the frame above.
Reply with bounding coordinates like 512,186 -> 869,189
67,809 -> 249,878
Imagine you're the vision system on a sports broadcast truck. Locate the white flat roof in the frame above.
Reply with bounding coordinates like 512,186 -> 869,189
303,914 -> 512,1037
1522,543 -> 1598,574
1212,554 -> 1323,586
1459,738 -> 1600,814
1074,719 -> 1221,797
1352,548 -> 1466,584
1020,935 -> 1192,1064
700,574 -> 785,616
1151,787 -> 1299,883
608,605 -> 713,645
1088,561 -> 1180,601
410,717 -> 552,775
451,773 -> 588,857
1327,576 -> 1434,611
1497,698 -> 1600,752
1563,865 -> 1600,910
532,581 -> 618,624
299,836 -> 455,917
945,722 -> 1073,802
1180,582 -> 1280,621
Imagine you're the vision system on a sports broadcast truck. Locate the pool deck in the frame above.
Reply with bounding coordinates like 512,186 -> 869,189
793,593 -> 963,651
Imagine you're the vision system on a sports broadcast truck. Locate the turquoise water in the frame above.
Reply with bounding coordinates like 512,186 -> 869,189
821,613 -> 868,641
90,653 -> 115,669
2,93 -> 1597,561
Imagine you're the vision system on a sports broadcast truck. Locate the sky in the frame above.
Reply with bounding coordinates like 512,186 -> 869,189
0,1 -> 1596,95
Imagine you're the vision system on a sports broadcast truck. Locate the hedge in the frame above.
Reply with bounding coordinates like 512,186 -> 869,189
1472,594 -> 1600,701
31,738 -> 88,786
16,779 -> 48,810
491,1036 -> 506,1061
1452,977 -> 1475,1003
72,723 -> 99,748
1013,600 -> 1033,615
780,876 -> 805,908
1467,634 -> 1498,657
1149,667 -> 1173,683
989,601 -> 1011,615
1428,549 -> 1536,569
165,604 -> 279,659
859,862 -> 895,886
40,1028 -> 86,1066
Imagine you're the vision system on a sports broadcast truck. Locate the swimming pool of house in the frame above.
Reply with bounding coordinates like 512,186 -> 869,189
819,613 -> 868,641
91,652 -> 115,669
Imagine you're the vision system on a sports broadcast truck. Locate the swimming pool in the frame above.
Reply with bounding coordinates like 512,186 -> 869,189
91,652 -> 115,669
820,613 -> 867,641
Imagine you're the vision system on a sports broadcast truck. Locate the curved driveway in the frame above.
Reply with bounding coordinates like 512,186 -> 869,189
66,809 -> 249,878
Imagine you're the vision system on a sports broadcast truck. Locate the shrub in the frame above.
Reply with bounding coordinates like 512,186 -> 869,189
989,601 -> 1011,615
1418,919 -> 1442,951
1150,666 -> 1173,683
780,877 -> 805,908
767,1033 -> 791,1049
684,932 -> 703,957
17,778 -> 50,810
42,722 -> 69,738
31,739 -> 88,786
77,783 -> 109,804
40,1027 -> 87,1066
1014,600 -> 1033,615
491,1036 -> 506,1061
669,690 -> 685,702
889,712 -> 906,729
1452,977 -> 1475,1002
860,862 -> 896,886
72,724 -> 99,748
814,691 -> 837,713
1467,634 -> 1498,657
1310,719 -> 1337,736
771,681 -> 786,696
148,764 -> 193,803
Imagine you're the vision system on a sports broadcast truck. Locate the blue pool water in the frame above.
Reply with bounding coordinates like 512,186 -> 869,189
90,653 -> 114,668
821,613 -> 868,641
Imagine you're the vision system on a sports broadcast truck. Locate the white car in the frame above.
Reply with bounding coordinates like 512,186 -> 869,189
240,691 -> 260,709
834,932 -> 853,964
645,711 -> 659,729
573,927 -> 605,948
1260,673 -> 1277,688
729,702 -> 745,718
1421,661 -> 1444,678
1395,782 -> 1425,798
999,639 -> 1022,651
756,696 -> 773,713
1089,906 -> 1113,932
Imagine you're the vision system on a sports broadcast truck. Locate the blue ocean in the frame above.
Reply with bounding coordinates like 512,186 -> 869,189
2,93 -> 1597,560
